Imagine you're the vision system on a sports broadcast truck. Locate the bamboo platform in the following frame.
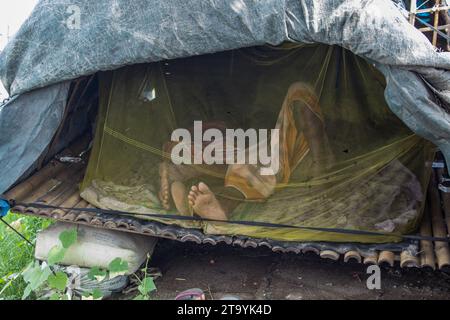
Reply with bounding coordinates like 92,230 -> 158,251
4,148 -> 450,270
409,0 -> 450,48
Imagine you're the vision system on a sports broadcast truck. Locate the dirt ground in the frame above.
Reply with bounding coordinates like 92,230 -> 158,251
142,239 -> 450,300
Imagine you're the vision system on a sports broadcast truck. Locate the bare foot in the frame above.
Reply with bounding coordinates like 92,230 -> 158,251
188,182 -> 228,221
159,162 -> 170,210
171,181 -> 190,215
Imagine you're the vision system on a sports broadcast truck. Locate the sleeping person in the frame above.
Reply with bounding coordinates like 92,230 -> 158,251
159,82 -> 334,220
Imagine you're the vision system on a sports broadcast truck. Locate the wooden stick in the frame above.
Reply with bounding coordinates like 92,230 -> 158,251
428,170 -> 450,269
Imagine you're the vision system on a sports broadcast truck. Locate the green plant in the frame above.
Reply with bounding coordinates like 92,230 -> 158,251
21,227 -> 78,300
82,257 -> 130,300
1,218 -> 154,300
133,253 -> 156,300
0,212 -> 52,299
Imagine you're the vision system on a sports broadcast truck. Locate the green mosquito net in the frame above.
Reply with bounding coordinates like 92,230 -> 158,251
81,44 -> 435,243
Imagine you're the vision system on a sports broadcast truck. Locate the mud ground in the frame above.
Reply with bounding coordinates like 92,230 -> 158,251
139,239 -> 450,300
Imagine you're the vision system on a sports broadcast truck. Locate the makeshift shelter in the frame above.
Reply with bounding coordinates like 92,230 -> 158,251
2,0 -> 450,267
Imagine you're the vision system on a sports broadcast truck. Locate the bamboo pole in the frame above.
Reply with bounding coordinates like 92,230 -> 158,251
378,251 -> 395,267
419,206 -> 437,269
400,251 -> 419,268
438,180 -> 450,251
5,160 -> 65,201
433,0 -> 441,46
20,162 -> 83,210
428,170 -> 450,269
51,190 -> 82,219
410,0 -> 417,25
27,167 -> 84,214
416,5 -> 450,13
5,136 -> 89,201
61,199 -> 89,221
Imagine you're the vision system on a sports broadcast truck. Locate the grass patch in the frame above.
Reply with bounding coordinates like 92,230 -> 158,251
0,212 -> 52,300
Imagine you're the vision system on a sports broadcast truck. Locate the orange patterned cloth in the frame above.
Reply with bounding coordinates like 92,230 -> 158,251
225,82 -> 324,200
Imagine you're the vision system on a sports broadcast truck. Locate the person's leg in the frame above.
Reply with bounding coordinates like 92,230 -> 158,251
188,182 -> 241,220
159,159 -> 228,211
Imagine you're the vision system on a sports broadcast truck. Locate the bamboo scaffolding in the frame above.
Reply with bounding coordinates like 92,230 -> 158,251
409,0 -> 450,46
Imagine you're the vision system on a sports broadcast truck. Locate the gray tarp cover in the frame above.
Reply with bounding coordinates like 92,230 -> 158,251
1,0 -> 450,193
0,82 -> 69,192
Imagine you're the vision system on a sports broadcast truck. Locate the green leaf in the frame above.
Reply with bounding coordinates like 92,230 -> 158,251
22,261 -> 39,283
49,293 -> 60,300
22,285 -> 32,300
133,294 -> 146,300
138,277 -> 156,295
48,271 -> 68,291
108,258 -> 128,277
59,228 -> 77,249
22,262 -> 52,291
87,267 -> 107,281
47,245 -> 66,265
92,288 -> 103,300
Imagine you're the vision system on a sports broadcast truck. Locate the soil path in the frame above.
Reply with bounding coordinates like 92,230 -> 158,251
145,239 -> 450,300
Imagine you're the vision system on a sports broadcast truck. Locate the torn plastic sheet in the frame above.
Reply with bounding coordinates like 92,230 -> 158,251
0,82 -> 70,193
